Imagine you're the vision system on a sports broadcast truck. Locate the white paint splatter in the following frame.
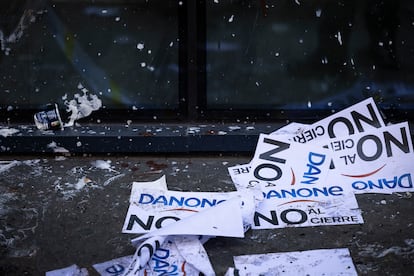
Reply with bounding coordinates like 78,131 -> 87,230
91,160 -> 116,172
0,127 -> 19,137
316,9 -> 322,17
336,31 -> 343,45
137,43 -> 144,50
47,141 -> 70,153
64,83 -> 102,127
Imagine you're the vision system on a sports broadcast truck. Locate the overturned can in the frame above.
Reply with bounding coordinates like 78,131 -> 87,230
34,103 -> 64,130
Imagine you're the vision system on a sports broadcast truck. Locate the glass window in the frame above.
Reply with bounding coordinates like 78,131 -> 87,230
0,0 -> 180,123
205,0 -> 414,121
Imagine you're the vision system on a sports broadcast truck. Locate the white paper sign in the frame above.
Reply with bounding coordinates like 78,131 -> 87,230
118,237 -> 213,276
252,192 -> 363,229
128,197 -> 245,238
328,121 -> 414,194
228,135 -> 362,229
123,188 -> 247,234
291,97 -> 385,144
246,134 -> 333,190
232,248 -> 357,276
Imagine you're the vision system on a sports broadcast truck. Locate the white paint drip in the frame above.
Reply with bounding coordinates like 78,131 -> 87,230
0,127 -> 19,137
91,160 -> 117,172
47,141 -> 70,153
63,83 -> 102,127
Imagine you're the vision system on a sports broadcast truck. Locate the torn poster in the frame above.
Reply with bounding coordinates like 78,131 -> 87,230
130,175 -> 168,200
246,133 -> 332,189
123,193 -> 246,237
290,97 -> 386,144
328,121 -> 414,194
119,236 -> 215,276
228,134 -> 363,229
252,191 -> 362,229
228,248 -> 357,276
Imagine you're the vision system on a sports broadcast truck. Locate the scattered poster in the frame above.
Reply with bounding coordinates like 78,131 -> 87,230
116,236 -> 215,276
125,196 -> 246,238
291,97 -> 385,144
228,134 -> 363,229
122,188 -> 248,235
47,98 -> 410,275
327,121 -> 414,194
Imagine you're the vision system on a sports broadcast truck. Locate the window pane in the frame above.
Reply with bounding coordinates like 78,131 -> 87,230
206,0 -> 414,117
0,0 -> 179,119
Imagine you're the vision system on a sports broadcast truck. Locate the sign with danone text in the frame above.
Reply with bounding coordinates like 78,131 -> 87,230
327,121 -> 414,194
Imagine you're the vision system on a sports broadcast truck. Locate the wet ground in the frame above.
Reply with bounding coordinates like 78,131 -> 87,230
0,154 -> 413,275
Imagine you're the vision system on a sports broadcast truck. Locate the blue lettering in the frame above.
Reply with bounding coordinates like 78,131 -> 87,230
399,173 -> 413,188
352,181 -> 367,190
328,186 -> 344,195
200,198 -> 216,207
280,189 -> 296,198
138,193 -> 154,204
184,197 -> 201,207
153,258 -> 169,270
153,196 -> 168,205
168,196 -> 184,207
308,152 -> 326,166
154,265 -> 178,275
266,190 -> 282,199
382,177 -> 398,189
296,188 -> 313,197
264,186 -> 343,199
312,187 -> 329,197
301,152 -> 326,184
352,174 -> 413,191
301,174 -> 320,185
368,180 -> 383,189
105,264 -> 124,275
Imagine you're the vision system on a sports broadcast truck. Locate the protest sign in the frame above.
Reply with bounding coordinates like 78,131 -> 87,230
228,125 -> 363,229
115,236 -> 214,276
328,121 -> 414,194
127,196 -> 245,238
130,176 -> 168,200
291,97 -> 385,143
252,192 -> 362,229
122,188 -> 248,235
247,133 -> 332,189
229,248 -> 357,275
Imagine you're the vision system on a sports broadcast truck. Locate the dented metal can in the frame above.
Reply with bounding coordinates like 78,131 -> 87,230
34,103 -> 64,130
